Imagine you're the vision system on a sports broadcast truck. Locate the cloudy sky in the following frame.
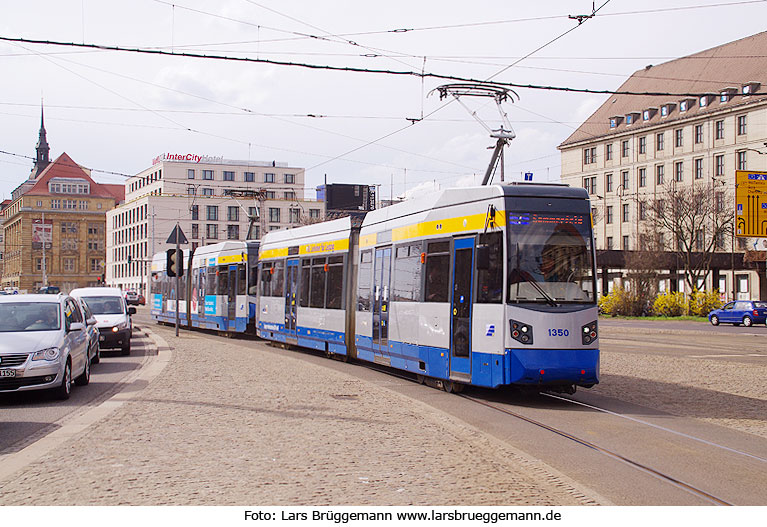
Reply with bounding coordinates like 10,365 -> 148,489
1,0 -> 766,202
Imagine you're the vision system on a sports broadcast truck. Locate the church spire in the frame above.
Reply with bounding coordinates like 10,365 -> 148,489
34,99 -> 50,178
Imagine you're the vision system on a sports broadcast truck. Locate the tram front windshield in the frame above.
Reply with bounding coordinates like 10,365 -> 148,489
507,212 -> 595,304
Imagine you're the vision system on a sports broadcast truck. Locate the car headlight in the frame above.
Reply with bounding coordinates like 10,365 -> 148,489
32,347 -> 60,361
112,321 -> 128,332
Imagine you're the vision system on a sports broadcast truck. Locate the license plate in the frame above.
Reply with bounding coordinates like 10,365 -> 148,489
0,369 -> 17,378
99,335 -> 105,341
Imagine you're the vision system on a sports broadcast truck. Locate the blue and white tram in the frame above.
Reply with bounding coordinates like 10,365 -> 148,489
257,183 -> 598,392
150,249 -> 192,326
355,183 -> 599,392
188,241 -> 260,332
257,217 -> 357,356
150,240 -> 260,333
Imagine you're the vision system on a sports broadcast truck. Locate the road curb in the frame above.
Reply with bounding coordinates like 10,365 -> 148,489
0,328 -> 172,482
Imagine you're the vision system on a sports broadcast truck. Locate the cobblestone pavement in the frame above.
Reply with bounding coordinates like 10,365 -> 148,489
0,325 -> 603,506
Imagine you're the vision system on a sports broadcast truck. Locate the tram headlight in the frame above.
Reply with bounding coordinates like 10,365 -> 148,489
510,319 -> 533,345
582,321 -> 598,345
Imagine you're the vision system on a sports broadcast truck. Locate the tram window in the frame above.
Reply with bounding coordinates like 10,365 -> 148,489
248,266 -> 259,295
476,232 -> 503,304
299,259 -> 310,307
238,266 -> 247,295
310,257 -> 327,308
205,267 -> 217,296
272,261 -> 285,297
260,262 -> 273,296
178,274 -> 186,301
358,250 -> 373,312
326,256 -> 344,309
150,273 -> 159,295
218,267 -> 229,295
424,241 -> 450,302
393,243 -> 422,301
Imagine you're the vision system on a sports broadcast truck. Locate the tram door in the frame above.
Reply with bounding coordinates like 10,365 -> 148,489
227,264 -> 238,326
450,238 -> 474,380
285,259 -> 299,342
372,247 -> 392,355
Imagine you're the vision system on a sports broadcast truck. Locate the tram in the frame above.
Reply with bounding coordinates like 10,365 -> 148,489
257,183 -> 599,392
150,240 -> 260,333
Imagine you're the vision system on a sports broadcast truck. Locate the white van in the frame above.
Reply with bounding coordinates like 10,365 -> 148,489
70,287 -> 135,355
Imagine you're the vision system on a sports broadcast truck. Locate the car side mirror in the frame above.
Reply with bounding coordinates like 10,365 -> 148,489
87,316 -> 97,326
128,307 -> 137,315
68,322 -> 85,332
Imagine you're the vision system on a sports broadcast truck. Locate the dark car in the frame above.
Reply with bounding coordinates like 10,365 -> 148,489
708,300 -> 767,327
137,294 -> 146,306
37,286 -> 61,294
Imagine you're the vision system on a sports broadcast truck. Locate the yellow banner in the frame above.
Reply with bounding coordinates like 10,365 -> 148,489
299,238 -> 350,255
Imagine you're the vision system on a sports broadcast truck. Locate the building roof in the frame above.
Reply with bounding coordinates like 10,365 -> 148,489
100,184 -> 125,204
559,32 -> 767,148
23,152 -> 119,201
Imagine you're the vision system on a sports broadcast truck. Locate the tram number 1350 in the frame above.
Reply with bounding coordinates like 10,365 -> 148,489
547,329 -> 570,337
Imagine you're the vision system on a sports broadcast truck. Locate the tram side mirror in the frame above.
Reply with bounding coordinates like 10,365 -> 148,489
476,245 -> 490,270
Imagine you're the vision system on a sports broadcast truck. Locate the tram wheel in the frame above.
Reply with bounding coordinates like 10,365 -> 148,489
443,380 -> 464,394
416,374 -> 425,384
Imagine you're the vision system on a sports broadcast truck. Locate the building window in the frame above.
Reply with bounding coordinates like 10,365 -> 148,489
694,158 -> 703,179
737,150 -> 747,170
63,257 -> 76,273
605,173 -> 613,193
265,191 -> 275,199
248,206 -> 259,219
639,168 -> 647,188
606,206 -> 613,224
290,208 -> 300,224
309,209 -> 320,219
621,171 -> 629,190
187,169 -> 195,179
245,172 -> 255,182
716,192 -> 725,212
638,136 -> 647,154
191,205 -> 199,220
656,165 -> 665,185
656,133 -> 665,151
621,140 -> 630,158
90,259 -> 99,272
607,237 -> 613,250
206,205 -> 218,221
583,147 -> 596,165
738,115 -> 747,135
715,154 -> 724,177
269,208 -> 280,223
227,206 -> 239,221
227,225 -> 239,240
622,236 -> 630,251
675,161 -> 684,182
202,170 -> 214,180
695,124 -> 703,144
285,173 -> 295,184
223,171 -> 235,181
605,144 -> 613,161
284,191 -> 296,201
191,223 -> 199,239
715,120 -> 724,140
639,202 -> 647,220
265,173 -> 275,183
187,186 -> 196,195
206,224 -> 218,239
622,203 -> 630,223
675,128 -> 683,148
583,176 -> 596,195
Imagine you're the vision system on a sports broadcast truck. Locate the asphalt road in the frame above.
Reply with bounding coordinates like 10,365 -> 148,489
0,326 -> 153,456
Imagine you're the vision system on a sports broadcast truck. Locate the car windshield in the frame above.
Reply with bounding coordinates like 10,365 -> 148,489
82,296 -> 124,315
0,302 -> 61,332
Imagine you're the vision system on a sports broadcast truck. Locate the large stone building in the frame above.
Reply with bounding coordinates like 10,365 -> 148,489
0,200 -> 10,280
1,153 -> 124,293
559,32 -> 767,300
107,154 -> 322,295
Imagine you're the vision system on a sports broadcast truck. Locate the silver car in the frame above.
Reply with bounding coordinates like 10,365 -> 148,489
0,294 -> 90,400
77,297 -> 101,365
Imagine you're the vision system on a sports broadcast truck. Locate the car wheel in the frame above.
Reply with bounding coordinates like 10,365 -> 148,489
75,354 -> 90,386
92,344 -> 100,365
121,340 -> 131,356
710,315 -> 719,326
53,360 -> 72,400
743,315 -> 753,327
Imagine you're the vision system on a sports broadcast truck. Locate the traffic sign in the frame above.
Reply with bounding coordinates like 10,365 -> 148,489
166,225 -> 188,245
735,170 -> 767,237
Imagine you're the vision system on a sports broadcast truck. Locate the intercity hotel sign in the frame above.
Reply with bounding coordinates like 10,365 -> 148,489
152,153 -> 224,164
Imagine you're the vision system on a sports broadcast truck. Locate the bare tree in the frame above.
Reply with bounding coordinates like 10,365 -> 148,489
622,227 -> 664,315
643,182 -> 733,293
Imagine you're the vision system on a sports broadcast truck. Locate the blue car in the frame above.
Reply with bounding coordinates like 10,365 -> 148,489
708,301 -> 767,327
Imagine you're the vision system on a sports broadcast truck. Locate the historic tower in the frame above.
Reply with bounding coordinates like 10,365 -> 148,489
33,102 -> 50,177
